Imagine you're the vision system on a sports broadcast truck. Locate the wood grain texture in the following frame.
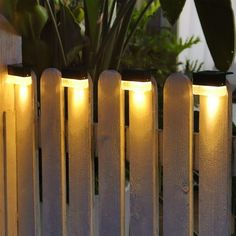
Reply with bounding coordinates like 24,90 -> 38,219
3,111 -> 17,236
0,14 -> 21,236
15,73 -> 37,236
163,73 -> 193,236
41,69 -> 67,236
129,78 -> 158,236
199,86 -> 231,235
98,70 -> 125,236
67,76 -> 93,235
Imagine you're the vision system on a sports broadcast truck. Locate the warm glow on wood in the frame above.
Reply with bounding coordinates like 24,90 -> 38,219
121,81 -> 152,92
6,75 -> 32,86
133,91 -> 146,107
193,85 -> 227,96
62,78 -> 88,89
72,88 -> 86,107
19,85 -> 29,103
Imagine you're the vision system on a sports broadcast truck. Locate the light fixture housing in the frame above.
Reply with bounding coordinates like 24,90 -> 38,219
121,69 -> 153,92
192,71 -> 231,97
7,64 -> 32,86
61,68 -> 88,89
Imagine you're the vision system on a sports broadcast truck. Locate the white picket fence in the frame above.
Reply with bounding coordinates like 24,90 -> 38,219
0,15 -> 235,236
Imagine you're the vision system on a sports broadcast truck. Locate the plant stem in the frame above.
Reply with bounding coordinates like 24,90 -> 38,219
45,0 -> 67,67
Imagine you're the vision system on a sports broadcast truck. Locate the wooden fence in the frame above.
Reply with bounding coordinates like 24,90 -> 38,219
0,15 -> 235,236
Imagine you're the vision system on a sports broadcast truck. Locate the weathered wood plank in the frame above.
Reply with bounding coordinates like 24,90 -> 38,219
199,86 -> 231,235
98,70 -> 125,236
129,78 -> 158,236
0,14 -> 21,236
15,72 -> 38,236
163,73 -> 193,236
67,76 -> 93,235
41,69 -> 67,236
3,111 -> 17,236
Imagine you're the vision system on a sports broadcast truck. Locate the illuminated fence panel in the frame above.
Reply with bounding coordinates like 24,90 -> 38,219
40,69 -> 67,236
67,76 -> 94,235
3,111 -> 17,236
98,71 -> 125,236
128,79 -> 158,235
163,73 -> 194,236
14,73 -> 39,236
199,87 -> 231,236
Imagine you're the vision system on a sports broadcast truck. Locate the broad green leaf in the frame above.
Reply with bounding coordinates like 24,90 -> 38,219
13,4 -> 48,39
160,0 -> 186,25
194,0 -> 235,70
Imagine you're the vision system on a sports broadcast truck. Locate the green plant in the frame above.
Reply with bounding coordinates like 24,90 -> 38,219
1,0 -> 234,76
121,26 -> 202,86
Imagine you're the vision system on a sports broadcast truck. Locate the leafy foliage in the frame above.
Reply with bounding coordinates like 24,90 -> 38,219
1,0 -> 234,75
121,5 -> 201,86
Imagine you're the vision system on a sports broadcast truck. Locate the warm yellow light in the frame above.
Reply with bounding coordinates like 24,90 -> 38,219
121,81 -> 152,92
19,85 -> 29,103
6,75 -> 32,86
206,95 -> 220,119
73,88 -> 85,104
62,78 -> 89,89
193,85 -> 227,97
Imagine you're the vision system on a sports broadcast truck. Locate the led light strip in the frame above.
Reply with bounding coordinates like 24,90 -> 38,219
62,78 -> 89,89
121,81 -> 152,92
6,75 -> 32,86
193,85 -> 227,97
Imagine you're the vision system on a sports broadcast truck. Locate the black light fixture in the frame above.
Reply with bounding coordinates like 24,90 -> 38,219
7,64 -> 32,86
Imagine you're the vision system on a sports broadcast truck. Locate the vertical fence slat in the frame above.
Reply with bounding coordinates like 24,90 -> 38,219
41,69 -> 66,236
128,79 -> 158,236
15,73 -> 38,236
199,86 -> 231,235
67,77 -> 93,235
0,15 -> 21,236
163,73 -> 193,236
98,70 -> 125,236
3,111 -> 17,236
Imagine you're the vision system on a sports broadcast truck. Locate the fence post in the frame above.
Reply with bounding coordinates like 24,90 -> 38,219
41,69 -> 67,236
0,15 -> 22,236
199,84 -> 231,235
128,77 -> 158,235
163,73 -> 193,236
67,75 -> 94,235
98,70 -> 125,236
